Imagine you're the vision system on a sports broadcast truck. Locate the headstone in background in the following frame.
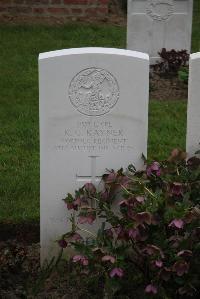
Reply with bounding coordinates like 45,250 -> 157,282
39,47 -> 149,263
186,52 -> 200,156
127,0 -> 193,64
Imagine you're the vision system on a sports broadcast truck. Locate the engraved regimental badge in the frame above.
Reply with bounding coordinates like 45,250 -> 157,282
146,0 -> 174,21
69,68 -> 119,116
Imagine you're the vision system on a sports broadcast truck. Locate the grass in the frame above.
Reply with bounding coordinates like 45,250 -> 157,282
0,2 -> 199,222
148,101 -> 187,159
0,24 -> 126,222
192,0 -> 200,52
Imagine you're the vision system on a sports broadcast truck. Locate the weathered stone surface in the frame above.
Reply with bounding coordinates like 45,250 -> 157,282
39,47 -> 149,263
186,52 -> 200,157
127,0 -> 193,64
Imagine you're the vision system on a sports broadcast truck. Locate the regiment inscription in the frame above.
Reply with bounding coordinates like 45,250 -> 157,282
54,120 -> 134,153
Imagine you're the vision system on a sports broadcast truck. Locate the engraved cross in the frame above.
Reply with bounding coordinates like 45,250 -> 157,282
76,156 -> 101,186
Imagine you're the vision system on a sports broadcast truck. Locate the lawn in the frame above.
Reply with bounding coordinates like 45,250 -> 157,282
192,0 -> 200,52
0,1 -> 199,222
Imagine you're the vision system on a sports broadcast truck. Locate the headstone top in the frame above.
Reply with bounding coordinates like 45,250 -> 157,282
39,47 -> 149,61
190,52 -> 200,60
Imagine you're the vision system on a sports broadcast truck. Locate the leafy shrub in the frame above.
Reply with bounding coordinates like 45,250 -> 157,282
109,0 -> 127,15
118,0 -> 127,13
154,48 -> 189,77
178,67 -> 189,85
59,149 -> 200,298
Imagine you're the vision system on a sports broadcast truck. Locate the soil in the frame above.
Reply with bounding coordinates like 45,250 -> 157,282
0,222 -> 104,299
150,72 -> 188,101
0,222 -> 39,298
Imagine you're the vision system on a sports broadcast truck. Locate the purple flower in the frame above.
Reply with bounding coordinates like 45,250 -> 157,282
58,239 -> 68,248
72,255 -> 82,262
145,284 -> 158,294
110,267 -> 124,278
106,172 -> 117,183
67,202 -> 74,210
177,250 -> 192,258
78,213 -> 95,225
84,183 -> 96,194
119,197 -> 144,209
169,219 -> 184,229
135,196 -> 145,204
187,156 -> 200,169
82,258 -> 89,266
72,255 -> 89,266
102,255 -> 116,264
100,189 -> 109,201
73,197 -> 81,207
172,260 -> 189,276
92,247 -> 104,254
168,148 -> 187,163
66,197 -> 81,211
143,244 -> 164,258
155,260 -> 163,268
119,199 -> 129,207
118,175 -> 130,188
134,212 -> 152,225
114,226 -> 126,240
128,228 -> 140,239
70,233 -> 83,242
170,182 -> 183,196
146,162 -> 161,177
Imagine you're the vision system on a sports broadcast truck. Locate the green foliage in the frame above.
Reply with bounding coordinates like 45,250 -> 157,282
178,67 -> 189,84
155,48 -> 189,77
60,150 -> 200,298
117,0 -> 127,13
192,0 -> 200,52
148,101 -> 187,160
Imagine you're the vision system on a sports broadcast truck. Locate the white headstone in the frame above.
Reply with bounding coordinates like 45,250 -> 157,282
127,0 -> 193,64
39,48 -> 149,263
186,52 -> 200,156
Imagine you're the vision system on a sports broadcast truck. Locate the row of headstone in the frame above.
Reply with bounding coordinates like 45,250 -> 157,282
39,0 -> 196,263
39,48 -> 200,263
127,0 -> 193,64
